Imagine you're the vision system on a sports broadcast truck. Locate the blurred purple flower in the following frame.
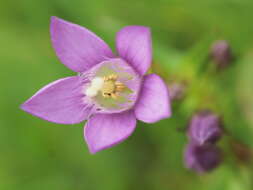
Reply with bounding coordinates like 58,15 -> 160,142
187,111 -> 223,145
169,82 -> 186,101
184,142 -> 222,173
21,17 -> 171,154
210,40 -> 233,68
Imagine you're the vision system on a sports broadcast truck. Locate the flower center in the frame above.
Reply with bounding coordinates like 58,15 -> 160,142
85,74 -> 126,99
82,58 -> 141,113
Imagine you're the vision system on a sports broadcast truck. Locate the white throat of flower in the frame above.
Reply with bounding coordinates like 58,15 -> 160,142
85,74 -> 126,99
85,77 -> 104,97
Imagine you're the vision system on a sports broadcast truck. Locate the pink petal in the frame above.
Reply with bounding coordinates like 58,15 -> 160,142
50,16 -> 114,72
134,74 -> 171,123
21,77 -> 92,124
84,111 -> 136,154
116,26 -> 152,76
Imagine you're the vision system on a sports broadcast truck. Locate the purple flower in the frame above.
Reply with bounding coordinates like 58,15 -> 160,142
187,111 -> 222,145
21,17 -> 171,154
169,82 -> 186,101
210,40 -> 233,68
184,142 -> 222,173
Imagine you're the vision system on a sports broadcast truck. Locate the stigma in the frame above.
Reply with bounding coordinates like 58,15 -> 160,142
85,74 -> 126,99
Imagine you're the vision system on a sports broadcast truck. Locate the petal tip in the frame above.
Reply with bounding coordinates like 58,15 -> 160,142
87,144 -> 97,154
87,144 -> 105,154
50,16 -> 57,21
20,102 -> 27,112
84,129 -> 126,154
84,133 -> 106,154
85,136 -> 130,154
50,16 -> 68,26
20,100 -> 42,121
20,99 -> 33,113
84,131 -> 97,154
50,16 -> 61,27
50,16 -> 63,23
19,77 -> 90,125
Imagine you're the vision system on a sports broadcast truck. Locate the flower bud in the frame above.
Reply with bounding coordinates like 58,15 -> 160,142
184,142 -> 222,173
187,110 -> 223,145
169,82 -> 186,101
210,40 -> 233,68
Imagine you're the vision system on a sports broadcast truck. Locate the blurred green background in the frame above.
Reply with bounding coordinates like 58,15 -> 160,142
1,0 -> 253,189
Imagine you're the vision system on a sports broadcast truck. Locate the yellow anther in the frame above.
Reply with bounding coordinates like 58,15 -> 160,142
101,74 -> 126,99
85,74 -> 126,99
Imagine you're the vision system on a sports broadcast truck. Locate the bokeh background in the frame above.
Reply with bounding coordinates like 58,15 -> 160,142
1,0 -> 253,189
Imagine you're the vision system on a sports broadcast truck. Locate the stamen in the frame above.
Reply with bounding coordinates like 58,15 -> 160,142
101,74 -> 125,99
84,74 -> 126,99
